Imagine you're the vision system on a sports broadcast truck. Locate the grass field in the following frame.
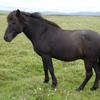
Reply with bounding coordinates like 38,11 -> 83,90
0,12 -> 100,100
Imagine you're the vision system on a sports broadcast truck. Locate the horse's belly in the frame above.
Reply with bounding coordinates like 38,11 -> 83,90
51,49 -> 83,61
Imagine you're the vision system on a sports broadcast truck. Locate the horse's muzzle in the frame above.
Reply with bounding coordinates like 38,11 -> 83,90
4,34 -> 12,42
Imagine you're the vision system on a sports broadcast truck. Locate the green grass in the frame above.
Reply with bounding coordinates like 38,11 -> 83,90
0,13 -> 100,100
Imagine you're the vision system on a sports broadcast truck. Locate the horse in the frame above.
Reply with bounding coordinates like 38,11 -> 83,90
4,9 -> 100,91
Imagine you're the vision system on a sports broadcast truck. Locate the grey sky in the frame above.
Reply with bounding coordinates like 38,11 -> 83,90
0,0 -> 100,13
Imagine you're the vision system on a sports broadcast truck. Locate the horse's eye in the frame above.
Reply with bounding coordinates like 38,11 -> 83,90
13,22 -> 16,24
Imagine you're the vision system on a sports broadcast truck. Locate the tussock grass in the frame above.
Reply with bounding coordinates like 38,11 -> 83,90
0,13 -> 100,100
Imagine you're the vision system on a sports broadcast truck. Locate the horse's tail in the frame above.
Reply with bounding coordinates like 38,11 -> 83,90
98,56 -> 100,66
95,56 -> 100,66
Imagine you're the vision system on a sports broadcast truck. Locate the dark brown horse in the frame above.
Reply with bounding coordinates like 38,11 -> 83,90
4,9 -> 100,91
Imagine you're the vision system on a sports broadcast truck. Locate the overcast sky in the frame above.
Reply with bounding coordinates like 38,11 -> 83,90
0,0 -> 100,13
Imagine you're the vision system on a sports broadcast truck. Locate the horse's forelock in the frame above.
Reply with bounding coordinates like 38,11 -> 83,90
7,11 -> 29,24
7,11 -> 17,22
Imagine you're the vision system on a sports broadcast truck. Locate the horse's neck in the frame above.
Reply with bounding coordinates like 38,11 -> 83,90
23,18 -> 46,42
23,17 -> 59,44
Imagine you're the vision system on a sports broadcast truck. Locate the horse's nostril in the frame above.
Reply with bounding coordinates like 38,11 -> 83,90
4,36 -> 10,42
4,36 -> 8,41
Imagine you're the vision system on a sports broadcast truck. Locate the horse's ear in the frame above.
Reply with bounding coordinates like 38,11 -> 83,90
16,9 -> 20,17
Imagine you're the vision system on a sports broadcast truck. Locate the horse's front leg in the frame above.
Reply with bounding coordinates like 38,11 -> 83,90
43,60 -> 49,83
42,54 -> 57,88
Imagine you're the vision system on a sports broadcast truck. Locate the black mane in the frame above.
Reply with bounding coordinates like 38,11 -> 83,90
30,12 -> 61,28
7,10 -> 61,28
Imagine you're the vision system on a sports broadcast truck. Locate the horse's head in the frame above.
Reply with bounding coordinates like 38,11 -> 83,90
4,9 -> 28,42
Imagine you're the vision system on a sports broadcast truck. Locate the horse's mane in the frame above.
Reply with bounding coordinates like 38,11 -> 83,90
7,10 -> 61,28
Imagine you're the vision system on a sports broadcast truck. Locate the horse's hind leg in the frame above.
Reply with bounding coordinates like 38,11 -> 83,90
90,61 -> 100,91
76,59 -> 93,92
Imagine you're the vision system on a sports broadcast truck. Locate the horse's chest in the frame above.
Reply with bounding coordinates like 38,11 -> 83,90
33,42 -> 50,56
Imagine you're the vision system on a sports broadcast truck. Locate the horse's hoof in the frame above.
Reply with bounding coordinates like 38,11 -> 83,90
51,84 -> 57,88
43,80 -> 49,83
76,88 -> 81,92
76,87 -> 84,92
90,87 -> 97,91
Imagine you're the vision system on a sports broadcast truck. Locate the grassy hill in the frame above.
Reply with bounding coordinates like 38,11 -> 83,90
0,13 -> 100,100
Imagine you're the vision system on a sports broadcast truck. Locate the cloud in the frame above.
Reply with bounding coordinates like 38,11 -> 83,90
0,0 -> 100,12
